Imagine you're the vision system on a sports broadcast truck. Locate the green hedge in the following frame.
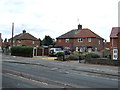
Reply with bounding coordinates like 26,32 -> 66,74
84,53 -> 100,59
56,52 -> 65,56
85,58 -> 120,66
11,46 -> 33,57
66,53 -> 100,61
67,54 -> 79,60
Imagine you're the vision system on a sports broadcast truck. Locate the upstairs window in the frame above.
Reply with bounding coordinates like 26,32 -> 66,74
99,40 -> 100,44
78,38 -> 83,42
88,38 -> 91,42
32,41 -> 35,44
65,39 -> 69,43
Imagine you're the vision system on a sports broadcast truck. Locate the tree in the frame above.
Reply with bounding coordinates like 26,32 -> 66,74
4,38 -> 7,43
4,38 -> 8,48
38,38 -> 42,46
42,35 -> 54,46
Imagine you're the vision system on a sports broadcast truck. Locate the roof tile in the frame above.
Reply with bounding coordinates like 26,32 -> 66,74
110,27 -> 120,38
57,28 -> 104,39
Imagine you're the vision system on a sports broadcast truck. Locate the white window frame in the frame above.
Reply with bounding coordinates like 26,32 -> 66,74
76,47 -> 79,52
88,48 -> 92,53
113,49 -> 118,60
32,41 -> 35,44
76,47 -> 84,52
88,38 -> 92,42
65,39 -> 69,43
18,40 -> 21,43
78,38 -> 83,42
99,40 -> 100,44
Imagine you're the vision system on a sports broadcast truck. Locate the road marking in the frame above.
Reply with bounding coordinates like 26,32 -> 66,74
4,72 -> 49,86
51,68 -> 58,70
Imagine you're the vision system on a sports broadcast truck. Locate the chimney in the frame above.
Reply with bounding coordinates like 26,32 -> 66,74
78,24 -> 82,30
23,30 -> 26,34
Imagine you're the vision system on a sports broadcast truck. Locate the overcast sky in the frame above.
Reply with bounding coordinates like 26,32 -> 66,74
0,0 -> 119,41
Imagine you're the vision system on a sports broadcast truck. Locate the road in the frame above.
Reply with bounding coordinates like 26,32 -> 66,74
2,55 -> 119,88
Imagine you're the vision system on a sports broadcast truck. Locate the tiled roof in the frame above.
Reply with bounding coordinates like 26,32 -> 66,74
74,28 -> 103,39
110,27 -> 120,38
56,29 -> 78,39
57,28 -> 104,39
9,30 -> 38,41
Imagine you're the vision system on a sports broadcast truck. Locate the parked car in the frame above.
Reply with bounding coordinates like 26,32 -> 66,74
49,48 -> 64,56
64,50 -> 71,55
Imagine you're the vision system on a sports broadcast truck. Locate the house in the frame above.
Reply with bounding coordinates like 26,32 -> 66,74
104,42 -> 110,50
110,27 -> 120,60
56,24 -> 105,53
0,33 -> 2,49
8,30 -> 40,47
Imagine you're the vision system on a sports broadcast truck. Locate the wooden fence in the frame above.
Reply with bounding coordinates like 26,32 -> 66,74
34,48 -> 49,56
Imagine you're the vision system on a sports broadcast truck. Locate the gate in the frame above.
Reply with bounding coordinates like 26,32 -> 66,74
34,48 -> 49,56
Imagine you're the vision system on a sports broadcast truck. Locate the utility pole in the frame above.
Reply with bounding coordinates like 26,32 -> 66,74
11,22 -> 14,47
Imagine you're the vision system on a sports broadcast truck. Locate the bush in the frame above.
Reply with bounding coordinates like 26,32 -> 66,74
85,53 -> 100,59
85,58 -> 120,66
56,52 -> 65,56
56,52 -> 65,61
11,46 -> 33,57
67,54 -> 79,60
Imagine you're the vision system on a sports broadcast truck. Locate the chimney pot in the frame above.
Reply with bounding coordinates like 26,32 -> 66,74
78,24 -> 82,30
23,30 -> 26,33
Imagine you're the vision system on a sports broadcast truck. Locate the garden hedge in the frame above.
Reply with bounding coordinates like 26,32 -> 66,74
11,46 -> 33,57
85,58 -> 120,66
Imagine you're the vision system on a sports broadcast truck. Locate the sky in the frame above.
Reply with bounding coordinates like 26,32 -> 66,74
0,0 -> 119,42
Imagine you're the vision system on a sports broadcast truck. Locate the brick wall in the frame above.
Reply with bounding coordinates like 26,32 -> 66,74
118,33 -> 120,60
9,39 -> 40,47
56,38 -> 104,51
56,38 -> 74,50
110,38 -> 118,59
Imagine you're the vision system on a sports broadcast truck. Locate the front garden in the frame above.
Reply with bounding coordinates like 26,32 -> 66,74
56,52 -> 120,66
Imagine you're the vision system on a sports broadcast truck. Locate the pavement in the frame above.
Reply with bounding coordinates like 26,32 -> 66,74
2,55 -> 119,77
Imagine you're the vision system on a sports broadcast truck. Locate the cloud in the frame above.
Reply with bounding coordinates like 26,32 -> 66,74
0,0 -> 119,41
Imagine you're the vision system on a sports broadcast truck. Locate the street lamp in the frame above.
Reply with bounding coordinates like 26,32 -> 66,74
11,22 -> 14,47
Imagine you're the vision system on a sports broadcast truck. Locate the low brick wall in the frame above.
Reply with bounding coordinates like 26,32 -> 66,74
85,58 -> 120,66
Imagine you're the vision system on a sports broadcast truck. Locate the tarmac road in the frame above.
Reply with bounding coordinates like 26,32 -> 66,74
2,55 -> 119,88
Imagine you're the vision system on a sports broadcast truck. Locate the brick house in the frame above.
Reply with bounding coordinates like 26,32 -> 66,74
110,27 -> 120,60
0,33 -> 2,49
56,24 -> 104,53
8,30 -> 40,47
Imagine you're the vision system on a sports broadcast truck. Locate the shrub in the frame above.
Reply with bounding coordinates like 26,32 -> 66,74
67,54 -> 79,60
56,52 -> 65,61
56,52 -> 65,56
11,46 -> 33,57
85,58 -> 120,66
85,53 -> 100,59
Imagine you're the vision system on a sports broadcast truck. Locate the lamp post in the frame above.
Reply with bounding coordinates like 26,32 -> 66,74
11,22 -> 14,47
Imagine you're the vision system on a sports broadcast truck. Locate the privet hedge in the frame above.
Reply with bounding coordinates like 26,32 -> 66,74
85,58 -> 120,66
11,46 -> 33,57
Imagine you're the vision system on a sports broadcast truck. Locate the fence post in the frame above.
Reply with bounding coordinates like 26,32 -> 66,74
33,48 -> 34,57
42,48 -> 44,56
33,47 -> 37,57
36,48 -> 37,56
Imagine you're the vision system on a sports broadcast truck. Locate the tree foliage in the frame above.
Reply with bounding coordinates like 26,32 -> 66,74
42,35 -> 54,46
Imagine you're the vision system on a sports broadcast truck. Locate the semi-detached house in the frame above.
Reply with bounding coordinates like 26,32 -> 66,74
8,30 -> 40,47
110,27 -> 120,60
56,24 -> 105,53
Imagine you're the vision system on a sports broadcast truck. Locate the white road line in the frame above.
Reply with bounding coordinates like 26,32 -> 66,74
4,73 -> 49,86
